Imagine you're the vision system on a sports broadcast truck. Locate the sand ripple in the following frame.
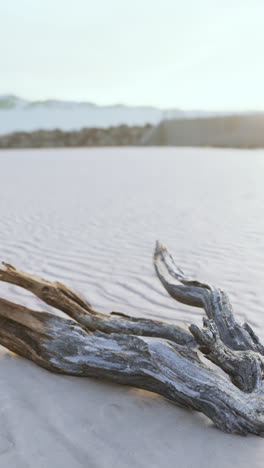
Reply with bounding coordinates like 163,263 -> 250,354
1,147 -> 264,331
1,148 -> 264,467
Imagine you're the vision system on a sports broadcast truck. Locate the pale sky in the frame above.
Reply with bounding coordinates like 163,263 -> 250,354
1,0 -> 264,110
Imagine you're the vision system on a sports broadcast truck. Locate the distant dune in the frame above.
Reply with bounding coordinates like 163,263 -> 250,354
144,114 -> 264,148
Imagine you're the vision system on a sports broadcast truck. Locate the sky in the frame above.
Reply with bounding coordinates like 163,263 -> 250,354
1,0 -> 264,110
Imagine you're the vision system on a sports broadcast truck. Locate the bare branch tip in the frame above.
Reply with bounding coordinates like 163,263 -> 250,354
154,240 -> 166,259
1,262 -> 16,272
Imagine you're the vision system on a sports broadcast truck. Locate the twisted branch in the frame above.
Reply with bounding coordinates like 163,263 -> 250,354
0,243 -> 264,435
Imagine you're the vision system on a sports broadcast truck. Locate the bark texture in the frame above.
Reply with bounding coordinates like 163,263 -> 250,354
0,242 -> 264,436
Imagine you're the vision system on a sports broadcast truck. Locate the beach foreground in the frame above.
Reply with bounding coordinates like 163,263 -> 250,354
1,147 -> 264,467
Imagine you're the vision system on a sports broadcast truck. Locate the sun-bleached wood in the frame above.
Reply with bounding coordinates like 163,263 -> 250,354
0,243 -> 264,435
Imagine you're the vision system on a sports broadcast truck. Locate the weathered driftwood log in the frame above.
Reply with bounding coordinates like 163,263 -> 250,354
0,242 -> 264,436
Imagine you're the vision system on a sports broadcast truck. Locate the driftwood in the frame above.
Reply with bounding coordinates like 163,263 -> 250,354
1,242 -> 264,436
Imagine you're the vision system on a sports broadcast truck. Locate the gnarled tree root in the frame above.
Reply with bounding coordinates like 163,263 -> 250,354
1,242 -> 264,436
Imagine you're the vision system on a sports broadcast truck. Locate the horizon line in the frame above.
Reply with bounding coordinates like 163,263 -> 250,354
1,93 -> 264,114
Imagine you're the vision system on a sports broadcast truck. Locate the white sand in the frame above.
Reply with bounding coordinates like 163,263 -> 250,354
0,147 -> 264,467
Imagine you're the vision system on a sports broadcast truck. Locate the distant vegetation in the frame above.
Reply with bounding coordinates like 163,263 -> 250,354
0,124 -> 152,148
0,96 -> 17,109
2,114 -> 264,149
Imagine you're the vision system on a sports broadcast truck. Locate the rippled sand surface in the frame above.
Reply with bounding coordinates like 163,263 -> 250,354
1,147 -> 264,467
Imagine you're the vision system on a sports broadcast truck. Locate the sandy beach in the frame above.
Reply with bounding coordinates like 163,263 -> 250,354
1,147 -> 264,467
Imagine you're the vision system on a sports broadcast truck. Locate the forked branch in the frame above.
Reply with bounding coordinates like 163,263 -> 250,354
0,243 -> 264,435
